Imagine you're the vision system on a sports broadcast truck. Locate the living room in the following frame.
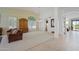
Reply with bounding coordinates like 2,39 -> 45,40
1,0 -> 79,59
0,7 -> 56,50
1,7 -> 79,51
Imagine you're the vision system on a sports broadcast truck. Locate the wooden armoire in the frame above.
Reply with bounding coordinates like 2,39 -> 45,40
19,18 -> 28,33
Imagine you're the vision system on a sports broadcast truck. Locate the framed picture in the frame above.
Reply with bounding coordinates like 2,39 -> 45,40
51,19 -> 54,27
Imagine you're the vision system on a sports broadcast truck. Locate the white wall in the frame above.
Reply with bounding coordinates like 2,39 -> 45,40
39,7 -> 55,31
39,7 -> 59,38
54,8 -> 59,38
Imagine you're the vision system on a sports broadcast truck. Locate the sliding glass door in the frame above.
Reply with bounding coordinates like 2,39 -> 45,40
71,20 -> 79,31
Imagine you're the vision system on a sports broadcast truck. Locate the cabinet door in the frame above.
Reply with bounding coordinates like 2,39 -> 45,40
19,18 -> 28,33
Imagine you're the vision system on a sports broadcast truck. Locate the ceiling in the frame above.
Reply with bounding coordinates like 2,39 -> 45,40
13,7 -> 40,14
11,7 -> 79,16
59,7 -> 79,14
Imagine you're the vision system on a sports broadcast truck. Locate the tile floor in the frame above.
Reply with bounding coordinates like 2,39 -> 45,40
28,31 -> 79,51
0,31 -> 79,51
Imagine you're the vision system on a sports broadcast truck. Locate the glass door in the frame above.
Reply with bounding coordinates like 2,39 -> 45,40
71,20 -> 79,31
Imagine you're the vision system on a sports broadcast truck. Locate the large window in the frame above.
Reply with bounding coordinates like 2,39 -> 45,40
72,20 -> 79,30
0,14 -> 17,29
8,16 -> 17,29
28,16 -> 36,31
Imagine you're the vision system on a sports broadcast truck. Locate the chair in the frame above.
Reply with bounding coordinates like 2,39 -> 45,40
7,29 -> 23,43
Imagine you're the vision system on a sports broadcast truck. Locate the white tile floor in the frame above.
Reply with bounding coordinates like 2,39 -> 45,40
28,31 -> 79,51
0,31 -> 53,51
0,31 -> 79,51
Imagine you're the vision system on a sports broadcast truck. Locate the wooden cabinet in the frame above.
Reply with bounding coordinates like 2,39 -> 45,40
19,18 -> 28,33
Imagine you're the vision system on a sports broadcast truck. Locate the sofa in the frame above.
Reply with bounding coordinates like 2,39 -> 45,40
0,28 -> 2,35
7,29 -> 23,43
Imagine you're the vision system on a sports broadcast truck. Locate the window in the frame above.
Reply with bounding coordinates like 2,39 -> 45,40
72,20 -> 79,30
28,16 -> 36,31
8,16 -> 17,29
